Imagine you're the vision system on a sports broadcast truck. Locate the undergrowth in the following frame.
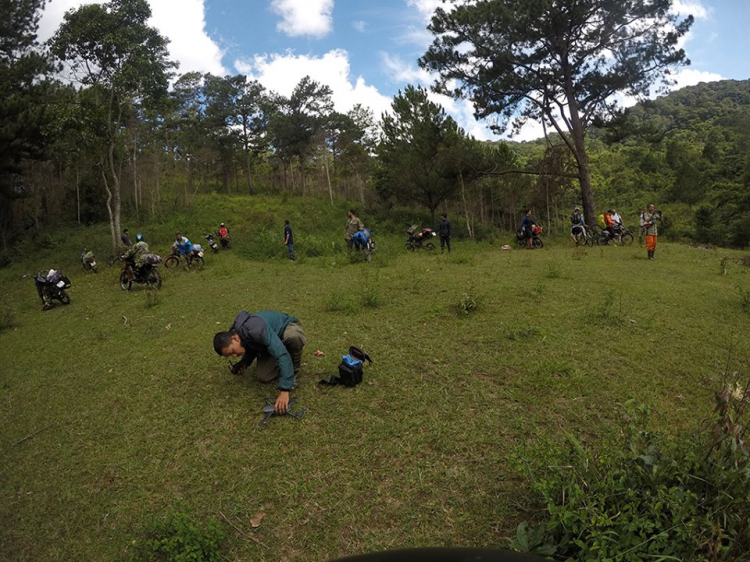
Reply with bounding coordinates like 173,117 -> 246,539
510,370 -> 750,561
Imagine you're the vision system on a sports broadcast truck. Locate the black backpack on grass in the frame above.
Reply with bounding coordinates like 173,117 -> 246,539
319,346 -> 373,387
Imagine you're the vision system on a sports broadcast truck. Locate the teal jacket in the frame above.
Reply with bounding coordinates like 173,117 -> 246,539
231,310 -> 298,391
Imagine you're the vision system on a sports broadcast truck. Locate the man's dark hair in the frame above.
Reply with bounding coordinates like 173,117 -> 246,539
124,228 -> 129,233
349,209 -> 356,214
441,212 -> 447,219
213,331 -> 235,355
284,219 -> 289,225
524,209 -> 530,214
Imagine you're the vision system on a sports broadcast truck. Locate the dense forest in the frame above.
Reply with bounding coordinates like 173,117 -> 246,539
2,0 -> 749,254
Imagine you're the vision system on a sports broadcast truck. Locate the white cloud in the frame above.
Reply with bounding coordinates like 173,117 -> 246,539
271,0 -> 334,38
405,0 -> 443,22
234,49 -> 392,119
37,0 -> 225,76
670,68 -> 723,89
381,53 -> 433,85
671,0 -> 709,19
352,20 -> 367,33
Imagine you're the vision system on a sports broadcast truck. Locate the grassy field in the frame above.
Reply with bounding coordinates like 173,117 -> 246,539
1,197 -> 750,561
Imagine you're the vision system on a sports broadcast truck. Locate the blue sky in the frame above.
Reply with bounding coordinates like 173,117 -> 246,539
39,0 -> 750,141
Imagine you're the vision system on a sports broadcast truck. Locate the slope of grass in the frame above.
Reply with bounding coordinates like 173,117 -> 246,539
1,196 -> 750,561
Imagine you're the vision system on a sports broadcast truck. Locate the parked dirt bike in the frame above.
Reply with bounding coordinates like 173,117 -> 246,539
405,225 -> 437,251
35,269 -> 71,310
81,249 -> 98,273
164,246 -> 204,270
205,233 -> 220,253
119,258 -> 162,290
516,224 -> 544,248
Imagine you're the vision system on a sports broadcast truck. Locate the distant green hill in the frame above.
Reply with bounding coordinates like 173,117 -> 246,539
585,79 -> 750,247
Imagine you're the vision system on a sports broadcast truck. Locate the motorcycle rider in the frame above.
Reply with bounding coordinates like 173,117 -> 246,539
173,232 -> 193,258
122,234 -> 150,277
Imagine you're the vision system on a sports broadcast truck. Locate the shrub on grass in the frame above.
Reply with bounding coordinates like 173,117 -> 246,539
362,286 -> 381,308
510,379 -> 750,561
323,291 -> 357,313
128,508 -> 224,562
457,284 -> 479,315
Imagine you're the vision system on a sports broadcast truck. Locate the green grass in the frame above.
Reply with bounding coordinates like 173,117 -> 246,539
2,197 -> 750,560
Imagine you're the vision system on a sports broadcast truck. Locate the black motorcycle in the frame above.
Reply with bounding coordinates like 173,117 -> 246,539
119,258 -> 162,290
35,269 -> 71,310
205,233 -> 220,253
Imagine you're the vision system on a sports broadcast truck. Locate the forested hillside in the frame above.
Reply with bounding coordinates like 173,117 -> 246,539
1,0 -> 748,254
588,79 -> 750,246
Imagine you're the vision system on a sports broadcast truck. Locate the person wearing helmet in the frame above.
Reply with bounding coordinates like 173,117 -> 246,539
122,233 -> 150,273
218,223 -> 230,248
570,207 -> 586,246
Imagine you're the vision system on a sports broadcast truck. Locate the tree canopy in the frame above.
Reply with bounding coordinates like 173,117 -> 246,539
420,0 -> 693,226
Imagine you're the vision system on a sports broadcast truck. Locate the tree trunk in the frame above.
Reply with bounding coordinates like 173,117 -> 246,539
101,166 -> 116,250
460,171 -> 473,238
246,150 -> 254,195
324,160 -> 333,207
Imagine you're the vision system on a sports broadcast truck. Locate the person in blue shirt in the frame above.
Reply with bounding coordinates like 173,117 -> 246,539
173,232 -> 193,257
214,310 -> 307,413
519,210 -> 537,249
283,220 -> 296,261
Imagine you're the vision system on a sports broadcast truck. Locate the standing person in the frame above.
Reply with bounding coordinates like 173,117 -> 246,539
121,228 -> 131,247
344,209 -> 364,251
439,212 -> 451,254
637,207 -> 646,246
283,220 -> 296,261
520,210 -> 536,249
640,203 -> 660,260
214,310 -> 307,414
218,223 -> 230,249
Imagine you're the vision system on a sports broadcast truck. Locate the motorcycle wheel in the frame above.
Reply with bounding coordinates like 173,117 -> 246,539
189,256 -> 204,270
620,233 -> 634,245
405,242 -> 415,251
164,255 -> 180,268
148,269 -> 162,289
533,237 -> 544,248
119,271 -> 132,291
425,242 -> 436,251
59,291 -> 71,305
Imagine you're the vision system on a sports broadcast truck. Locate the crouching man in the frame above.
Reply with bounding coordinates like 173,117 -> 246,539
214,310 -> 307,413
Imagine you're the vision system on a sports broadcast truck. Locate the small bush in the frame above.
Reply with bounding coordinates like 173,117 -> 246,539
362,286 -> 381,309
510,378 -> 750,561
457,285 -> 479,315
128,508 -> 225,562
323,291 -> 357,313
545,262 -> 562,279
594,289 -> 623,324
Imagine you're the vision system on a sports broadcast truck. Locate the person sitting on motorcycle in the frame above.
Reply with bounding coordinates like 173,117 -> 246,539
604,209 -> 621,245
173,232 -> 193,258
122,234 -> 150,276
520,210 -> 536,249
570,207 -> 586,246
